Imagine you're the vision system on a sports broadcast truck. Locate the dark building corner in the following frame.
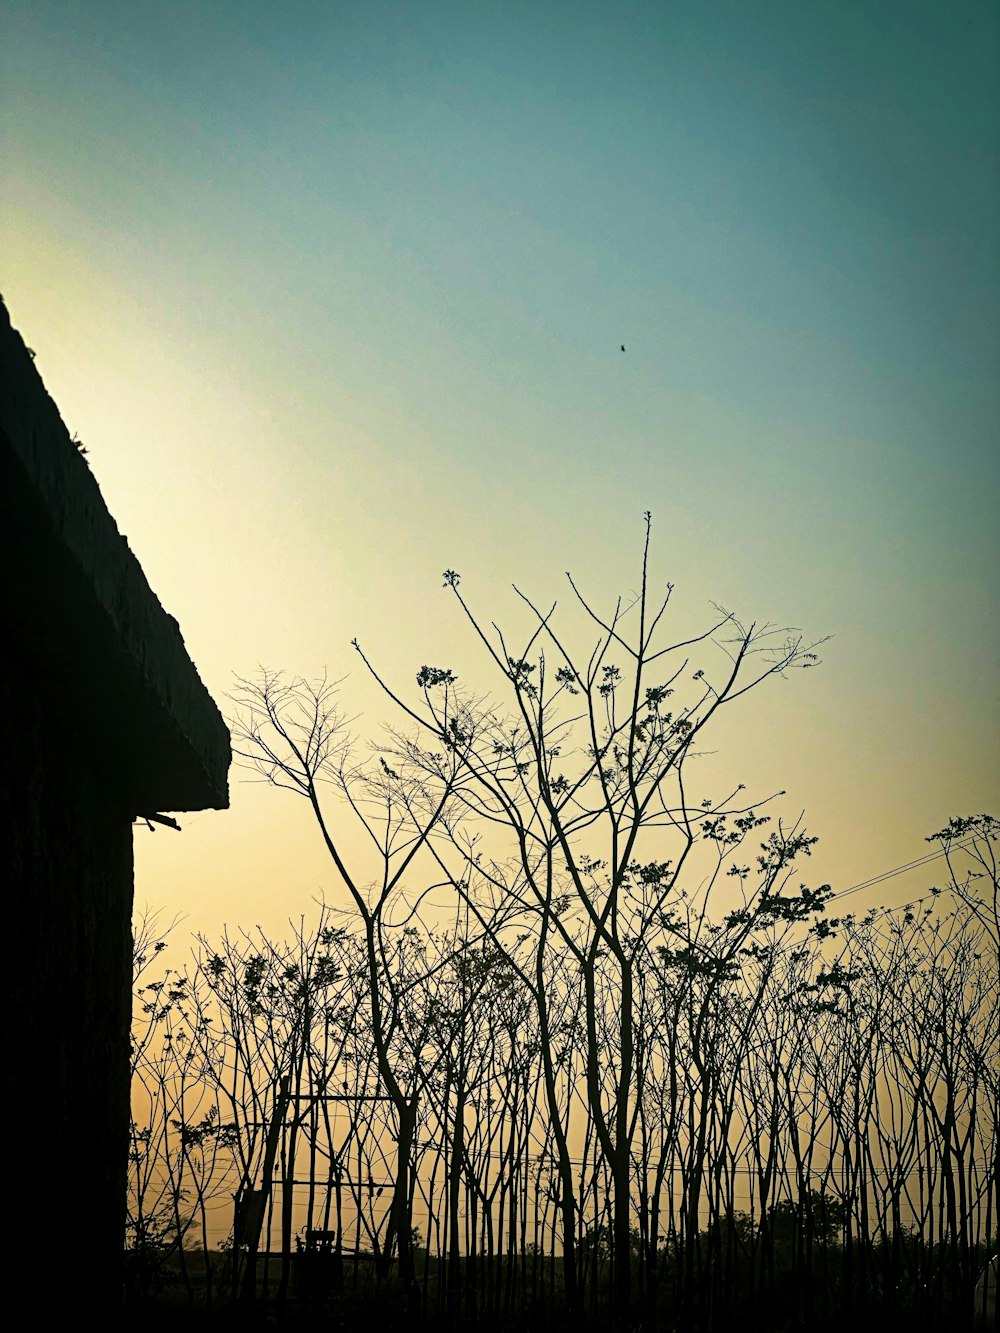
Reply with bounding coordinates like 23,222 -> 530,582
0,294 -> 231,1306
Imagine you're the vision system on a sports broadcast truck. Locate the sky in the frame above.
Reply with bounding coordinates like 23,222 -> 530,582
3,0 -> 998,942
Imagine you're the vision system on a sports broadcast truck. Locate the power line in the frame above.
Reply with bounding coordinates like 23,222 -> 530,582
828,837 -> 976,904
405,836 -> 978,916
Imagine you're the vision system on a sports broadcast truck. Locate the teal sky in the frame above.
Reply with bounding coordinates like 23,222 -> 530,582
3,1 -> 998,934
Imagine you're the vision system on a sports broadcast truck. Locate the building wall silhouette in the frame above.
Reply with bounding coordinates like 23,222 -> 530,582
0,298 -> 230,1306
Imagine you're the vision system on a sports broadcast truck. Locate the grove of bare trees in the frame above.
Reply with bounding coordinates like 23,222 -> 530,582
128,529 -> 998,1330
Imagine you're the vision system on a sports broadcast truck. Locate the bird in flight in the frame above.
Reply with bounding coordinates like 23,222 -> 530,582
620,344 -> 626,352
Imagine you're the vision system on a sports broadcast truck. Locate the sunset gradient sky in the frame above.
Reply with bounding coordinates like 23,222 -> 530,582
3,0 -> 997,938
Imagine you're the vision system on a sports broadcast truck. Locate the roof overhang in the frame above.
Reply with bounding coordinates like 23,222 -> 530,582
0,299 -> 230,813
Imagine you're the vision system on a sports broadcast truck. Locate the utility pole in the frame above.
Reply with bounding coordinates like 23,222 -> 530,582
238,1076 -> 291,1304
